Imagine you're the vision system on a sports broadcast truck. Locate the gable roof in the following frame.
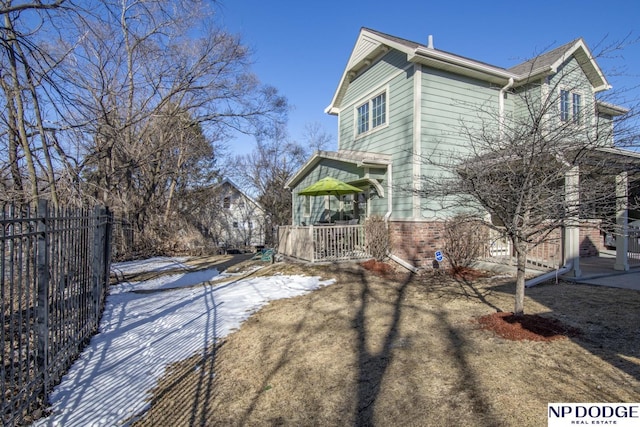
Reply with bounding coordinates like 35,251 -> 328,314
285,150 -> 391,189
217,178 -> 265,212
507,38 -> 610,91
327,28 -> 611,114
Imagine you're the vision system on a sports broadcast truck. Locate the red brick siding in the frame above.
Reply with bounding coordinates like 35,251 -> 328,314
579,220 -> 605,257
388,220 -> 446,269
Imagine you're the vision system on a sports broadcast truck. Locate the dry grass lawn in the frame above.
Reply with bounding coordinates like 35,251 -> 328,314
132,260 -> 640,426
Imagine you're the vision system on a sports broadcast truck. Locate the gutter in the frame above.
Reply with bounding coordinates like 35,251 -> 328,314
525,261 -> 573,288
412,46 -> 516,81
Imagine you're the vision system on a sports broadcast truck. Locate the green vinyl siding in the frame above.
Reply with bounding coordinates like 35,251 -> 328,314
547,58 -> 594,122
512,83 -> 541,124
337,50 -> 415,219
419,68 -> 500,217
321,42 -> 609,224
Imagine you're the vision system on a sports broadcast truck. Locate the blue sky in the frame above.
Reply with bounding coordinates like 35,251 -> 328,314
218,0 -> 640,155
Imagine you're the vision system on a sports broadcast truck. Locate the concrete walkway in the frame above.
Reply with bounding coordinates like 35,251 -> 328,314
476,253 -> 640,291
561,254 -> 640,291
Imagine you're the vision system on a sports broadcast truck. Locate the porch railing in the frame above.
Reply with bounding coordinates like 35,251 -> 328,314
277,224 -> 369,262
629,233 -> 640,264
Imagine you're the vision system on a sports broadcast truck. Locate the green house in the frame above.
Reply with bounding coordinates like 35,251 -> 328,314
283,28 -> 637,271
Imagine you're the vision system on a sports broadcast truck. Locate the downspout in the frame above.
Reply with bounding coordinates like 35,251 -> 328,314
499,77 -> 514,138
382,163 -> 419,272
384,163 -> 393,223
525,261 -> 572,288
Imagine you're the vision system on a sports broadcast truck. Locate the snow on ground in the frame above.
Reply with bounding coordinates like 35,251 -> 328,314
33,258 -> 335,427
110,256 -> 190,276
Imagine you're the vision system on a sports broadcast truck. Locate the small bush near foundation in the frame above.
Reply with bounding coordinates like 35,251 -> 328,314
443,215 -> 487,272
365,215 -> 389,261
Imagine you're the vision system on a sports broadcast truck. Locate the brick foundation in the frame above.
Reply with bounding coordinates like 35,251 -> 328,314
388,218 -> 606,270
387,220 -> 446,269
579,220 -> 605,257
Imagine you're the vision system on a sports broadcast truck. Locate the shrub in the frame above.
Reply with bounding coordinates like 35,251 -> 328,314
443,215 -> 487,272
365,215 -> 390,261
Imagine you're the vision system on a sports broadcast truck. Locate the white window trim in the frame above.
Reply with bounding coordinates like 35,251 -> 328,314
572,92 -> 582,124
353,86 -> 389,139
559,88 -> 584,125
303,195 -> 310,218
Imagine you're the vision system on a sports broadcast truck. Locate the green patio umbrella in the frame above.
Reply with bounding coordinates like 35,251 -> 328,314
298,177 -> 363,222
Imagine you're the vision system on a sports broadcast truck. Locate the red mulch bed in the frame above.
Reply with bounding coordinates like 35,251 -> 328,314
359,261 -> 580,343
476,312 -> 582,342
360,259 -> 394,277
448,267 -> 492,281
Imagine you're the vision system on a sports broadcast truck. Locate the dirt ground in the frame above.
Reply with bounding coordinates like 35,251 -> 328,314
131,259 -> 640,427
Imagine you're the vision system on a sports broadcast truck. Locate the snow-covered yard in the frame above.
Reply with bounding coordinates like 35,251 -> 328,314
34,257 -> 334,426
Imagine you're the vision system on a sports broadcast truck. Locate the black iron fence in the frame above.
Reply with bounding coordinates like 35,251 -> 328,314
1,200 -> 112,426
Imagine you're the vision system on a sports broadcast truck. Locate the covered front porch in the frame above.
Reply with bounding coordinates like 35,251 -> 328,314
277,223 -> 370,262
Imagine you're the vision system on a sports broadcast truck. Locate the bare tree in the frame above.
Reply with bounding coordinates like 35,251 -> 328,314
0,0 -> 288,256
417,39 -> 640,316
0,0 -> 74,206
36,0 -> 287,255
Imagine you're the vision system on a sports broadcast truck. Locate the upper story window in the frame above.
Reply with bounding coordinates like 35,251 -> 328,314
560,89 -> 582,123
572,93 -> 582,124
357,103 -> 369,134
223,196 -> 230,209
356,91 -> 387,136
371,93 -> 386,127
560,90 -> 570,121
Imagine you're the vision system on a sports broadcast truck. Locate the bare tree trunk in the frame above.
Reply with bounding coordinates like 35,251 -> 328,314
14,35 -> 59,207
3,13 -> 39,204
164,146 -> 186,223
513,241 -> 527,316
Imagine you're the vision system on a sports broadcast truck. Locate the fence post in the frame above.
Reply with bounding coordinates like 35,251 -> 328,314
91,206 -> 107,323
36,199 -> 50,394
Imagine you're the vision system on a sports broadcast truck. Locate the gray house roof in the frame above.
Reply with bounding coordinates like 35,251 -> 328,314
327,28 -> 611,115
507,38 -> 581,75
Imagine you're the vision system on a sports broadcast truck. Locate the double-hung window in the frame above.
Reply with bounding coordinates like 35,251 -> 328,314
371,93 -> 386,128
357,103 -> 369,134
560,90 -> 570,122
356,91 -> 387,135
572,93 -> 582,124
560,89 -> 582,123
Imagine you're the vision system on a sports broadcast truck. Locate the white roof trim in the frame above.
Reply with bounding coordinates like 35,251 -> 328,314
286,150 -> 391,189
595,146 -> 640,160
348,178 -> 385,197
549,39 -> 611,92
327,29 -> 617,114
597,100 -> 629,116
411,46 -> 516,80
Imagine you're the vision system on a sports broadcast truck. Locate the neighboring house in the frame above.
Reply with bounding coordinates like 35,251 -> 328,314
285,27 -> 638,270
213,179 -> 266,250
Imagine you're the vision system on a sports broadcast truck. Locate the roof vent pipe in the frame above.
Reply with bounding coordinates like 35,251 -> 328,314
427,35 -> 434,49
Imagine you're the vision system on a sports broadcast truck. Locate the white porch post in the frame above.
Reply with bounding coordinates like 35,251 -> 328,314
565,166 -> 581,277
614,171 -> 630,271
